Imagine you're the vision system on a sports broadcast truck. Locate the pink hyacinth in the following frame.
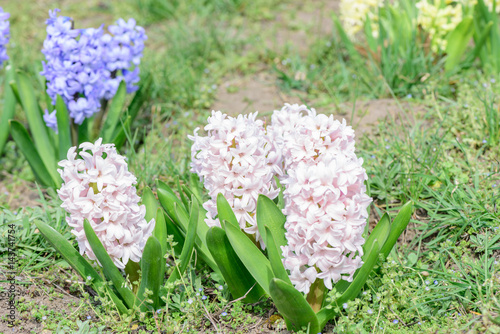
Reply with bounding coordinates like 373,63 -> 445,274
273,105 -> 372,294
189,111 -> 281,247
57,138 -> 155,269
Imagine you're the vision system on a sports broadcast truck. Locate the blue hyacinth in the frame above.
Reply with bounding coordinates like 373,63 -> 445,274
41,9 -> 146,132
101,18 -> 147,99
0,7 -> 10,66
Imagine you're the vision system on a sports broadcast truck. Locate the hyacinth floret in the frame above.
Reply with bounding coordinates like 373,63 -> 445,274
100,18 -> 147,99
57,138 -> 155,269
41,9 -> 106,130
0,7 -> 10,66
270,105 -> 372,294
189,111 -> 281,247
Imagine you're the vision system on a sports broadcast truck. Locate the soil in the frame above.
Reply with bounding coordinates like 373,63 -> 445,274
0,272 -> 83,334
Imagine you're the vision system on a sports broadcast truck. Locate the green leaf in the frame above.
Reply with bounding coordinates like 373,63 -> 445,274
111,115 -> 131,150
256,195 -> 287,252
101,80 -> 127,143
165,196 -> 199,287
142,187 -> 159,222
216,193 -> 239,228
0,65 -> 16,156
317,241 -> 382,329
206,227 -> 265,303
164,212 -> 185,256
445,17 -> 474,72
154,208 -> 168,267
363,213 -> 390,261
15,71 -> 59,185
83,219 -> 135,309
34,220 -> 128,314
77,118 -> 90,144
55,95 -> 72,160
265,227 -> 291,284
380,201 -> 413,259
224,221 -> 273,295
9,121 -> 56,188
127,74 -> 152,122
157,180 -> 189,231
269,278 -> 320,333
136,236 -> 163,311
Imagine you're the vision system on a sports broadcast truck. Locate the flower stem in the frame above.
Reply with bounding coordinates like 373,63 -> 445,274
306,278 -> 326,313
92,99 -> 108,139
125,260 -> 141,294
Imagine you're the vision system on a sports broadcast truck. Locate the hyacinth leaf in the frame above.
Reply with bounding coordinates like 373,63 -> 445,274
78,118 -> 90,144
362,213 -> 390,262
142,187 -> 159,222
0,65 -> 16,157
111,115 -> 131,150
101,80 -> 127,143
127,73 -> 152,122
15,71 -> 59,185
164,212 -> 184,256
157,180 -> 189,230
445,17 -> 474,72
269,278 -> 320,333
206,226 -> 265,303
55,95 -> 72,160
154,208 -> 168,262
83,219 -> 135,309
9,121 -> 56,188
136,236 -> 163,311
166,196 -> 199,286
216,193 -> 239,228
176,177 -> 189,210
316,241 -> 381,330
34,220 -> 127,314
256,195 -> 287,252
273,176 -> 285,211
332,212 -> 391,296
264,227 -> 291,285
223,221 -> 274,295
380,201 -> 413,260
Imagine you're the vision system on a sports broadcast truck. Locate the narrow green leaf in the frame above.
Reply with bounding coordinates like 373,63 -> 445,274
101,80 -> 127,143
127,74 -> 152,122
269,278 -> 320,333
224,221 -> 273,295
317,241 -> 381,329
165,196 -> 199,286
265,227 -> 291,284
445,17 -> 474,72
206,227 -> 265,303
55,95 -> 72,160
77,118 -> 90,143
34,220 -> 128,314
83,219 -> 135,309
256,195 -> 287,252
380,201 -> 413,259
362,213 -> 390,261
176,177 -> 190,210
154,208 -> 168,267
142,187 -> 159,222
15,71 -> 59,185
164,212 -> 185,256
157,181 -> 189,230
136,236 -> 163,311
216,193 -> 239,228
9,121 -> 55,188
0,65 -> 16,156
111,115 -> 131,150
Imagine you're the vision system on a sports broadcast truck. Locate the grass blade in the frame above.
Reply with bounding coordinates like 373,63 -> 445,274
101,80 -> 127,143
